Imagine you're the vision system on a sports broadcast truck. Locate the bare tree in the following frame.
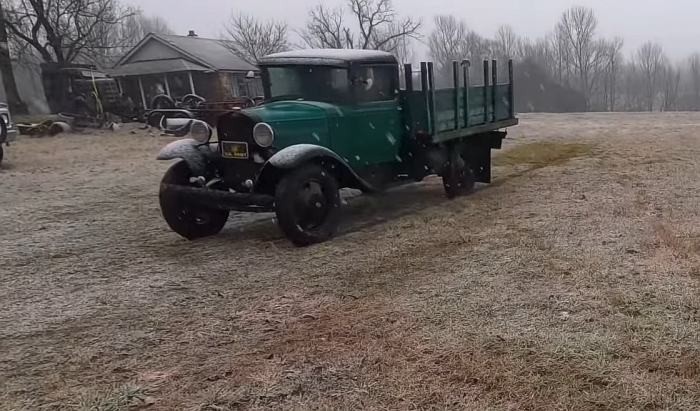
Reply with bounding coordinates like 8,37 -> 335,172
85,11 -> 173,66
133,15 -> 171,36
223,12 -> 289,65
661,61 -> 680,111
301,0 -> 420,52
688,53 -> 700,110
557,6 -> 605,109
428,15 -> 468,79
635,42 -> 665,111
549,25 -> 573,86
301,5 -> 353,49
521,35 -> 556,76
2,0 -> 136,65
463,30 -> 492,63
0,1 -> 25,113
494,25 -> 519,60
600,37 -> 623,111
349,0 -> 421,50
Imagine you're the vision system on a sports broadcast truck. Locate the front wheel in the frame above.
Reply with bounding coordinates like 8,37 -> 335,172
159,161 -> 229,240
275,164 -> 341,246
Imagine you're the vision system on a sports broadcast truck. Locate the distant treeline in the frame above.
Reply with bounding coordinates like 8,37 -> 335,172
6,0 -> 698,113
427,7 -> 697,113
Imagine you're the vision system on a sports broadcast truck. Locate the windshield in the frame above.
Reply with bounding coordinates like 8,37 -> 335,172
264,66 -> 349,102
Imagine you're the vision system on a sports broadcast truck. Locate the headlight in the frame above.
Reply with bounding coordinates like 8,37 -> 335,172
253,122 -> 274,147
189,120 -> 212,143
1,114 -> 9,126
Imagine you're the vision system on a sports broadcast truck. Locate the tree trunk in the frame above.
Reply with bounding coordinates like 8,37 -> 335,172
0,3 -> 27,115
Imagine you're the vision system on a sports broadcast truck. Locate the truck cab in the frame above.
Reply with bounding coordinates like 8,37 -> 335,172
217,49 -> 405,191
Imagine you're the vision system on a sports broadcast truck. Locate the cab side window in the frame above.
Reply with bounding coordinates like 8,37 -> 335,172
352,65 -> 397,102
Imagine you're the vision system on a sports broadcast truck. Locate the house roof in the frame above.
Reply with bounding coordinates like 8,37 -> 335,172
107,58 -> 210,77
259,49 -> 397,67
112,33 -> 258,76
157,34 -> 257,72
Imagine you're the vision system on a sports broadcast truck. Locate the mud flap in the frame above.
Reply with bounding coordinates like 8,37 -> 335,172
466,131 -> 506,184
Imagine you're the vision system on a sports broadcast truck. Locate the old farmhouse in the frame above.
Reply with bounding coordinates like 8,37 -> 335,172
111,31 -> 262,110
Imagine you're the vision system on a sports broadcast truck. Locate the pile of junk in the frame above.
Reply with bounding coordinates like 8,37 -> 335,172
17,65 -> 136,136
144,93 -> 262,136
16,64 -> 263,137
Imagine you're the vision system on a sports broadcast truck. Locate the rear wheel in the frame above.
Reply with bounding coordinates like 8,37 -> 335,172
159,161 -> 229,240
275,164 -> 341,246
442,145 -> 476,199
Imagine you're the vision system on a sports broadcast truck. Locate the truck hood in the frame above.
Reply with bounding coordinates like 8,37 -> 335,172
242,101 -> 341,149
243,100 -> 341,123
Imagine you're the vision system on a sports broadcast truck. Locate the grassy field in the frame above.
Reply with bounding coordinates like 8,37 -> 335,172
1,113 -> 699,410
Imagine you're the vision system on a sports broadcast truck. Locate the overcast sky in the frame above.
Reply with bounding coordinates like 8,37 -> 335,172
137,0 -> 699,60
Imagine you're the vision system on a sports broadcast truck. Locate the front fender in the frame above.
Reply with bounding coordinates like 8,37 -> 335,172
256,144 -> 376,193
157,138 -> 217,176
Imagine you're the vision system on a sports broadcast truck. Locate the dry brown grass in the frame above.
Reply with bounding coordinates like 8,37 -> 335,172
494,141 -> 594,168
1,113 -> 700,410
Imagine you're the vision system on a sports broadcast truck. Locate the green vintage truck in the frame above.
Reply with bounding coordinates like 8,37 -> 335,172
156,49 -> 518,246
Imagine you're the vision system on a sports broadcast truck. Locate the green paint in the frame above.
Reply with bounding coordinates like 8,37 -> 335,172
245,99 -> 402,169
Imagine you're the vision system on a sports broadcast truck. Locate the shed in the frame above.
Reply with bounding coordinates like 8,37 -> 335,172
110,32 -> 263,110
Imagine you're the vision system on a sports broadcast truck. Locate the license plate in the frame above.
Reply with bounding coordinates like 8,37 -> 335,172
221,141 -> 249,159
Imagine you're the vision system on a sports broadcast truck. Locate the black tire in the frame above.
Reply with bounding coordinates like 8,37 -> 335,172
181,94 -> 205,109
0,145 -> 4,166
151,94 -> 175,109
159,161 -> 229,240
147,111 -> 165,128
442,146 -> 476,199
275,164 -> 341,246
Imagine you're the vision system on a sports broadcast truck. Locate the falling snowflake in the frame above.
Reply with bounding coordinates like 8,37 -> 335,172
312,132 -> 321,141
385,132 -> 396,145
368,122 -> 376,130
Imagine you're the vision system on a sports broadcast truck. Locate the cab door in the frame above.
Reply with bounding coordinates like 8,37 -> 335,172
335,64 -> 402,170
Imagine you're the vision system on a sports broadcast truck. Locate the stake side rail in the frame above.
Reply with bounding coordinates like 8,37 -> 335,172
402,59 -> 517,144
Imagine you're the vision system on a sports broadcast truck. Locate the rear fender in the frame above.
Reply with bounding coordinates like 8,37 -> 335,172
157,138 -> 217,176
256,144 -> 375,194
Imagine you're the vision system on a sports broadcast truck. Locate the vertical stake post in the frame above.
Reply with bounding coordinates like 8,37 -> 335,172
452,60 -> 460,130
483,60 -> 489,124
404,64 -> 413,92
492,59 -> 498,122
404,63 -> 413,137
427,62 -> 436,135
420,62 -> 430,134
462,60 -> 470,128
508,59 -> 515,118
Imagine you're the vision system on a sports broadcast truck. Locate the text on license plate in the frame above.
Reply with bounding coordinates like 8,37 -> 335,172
222,141 -> 249,159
